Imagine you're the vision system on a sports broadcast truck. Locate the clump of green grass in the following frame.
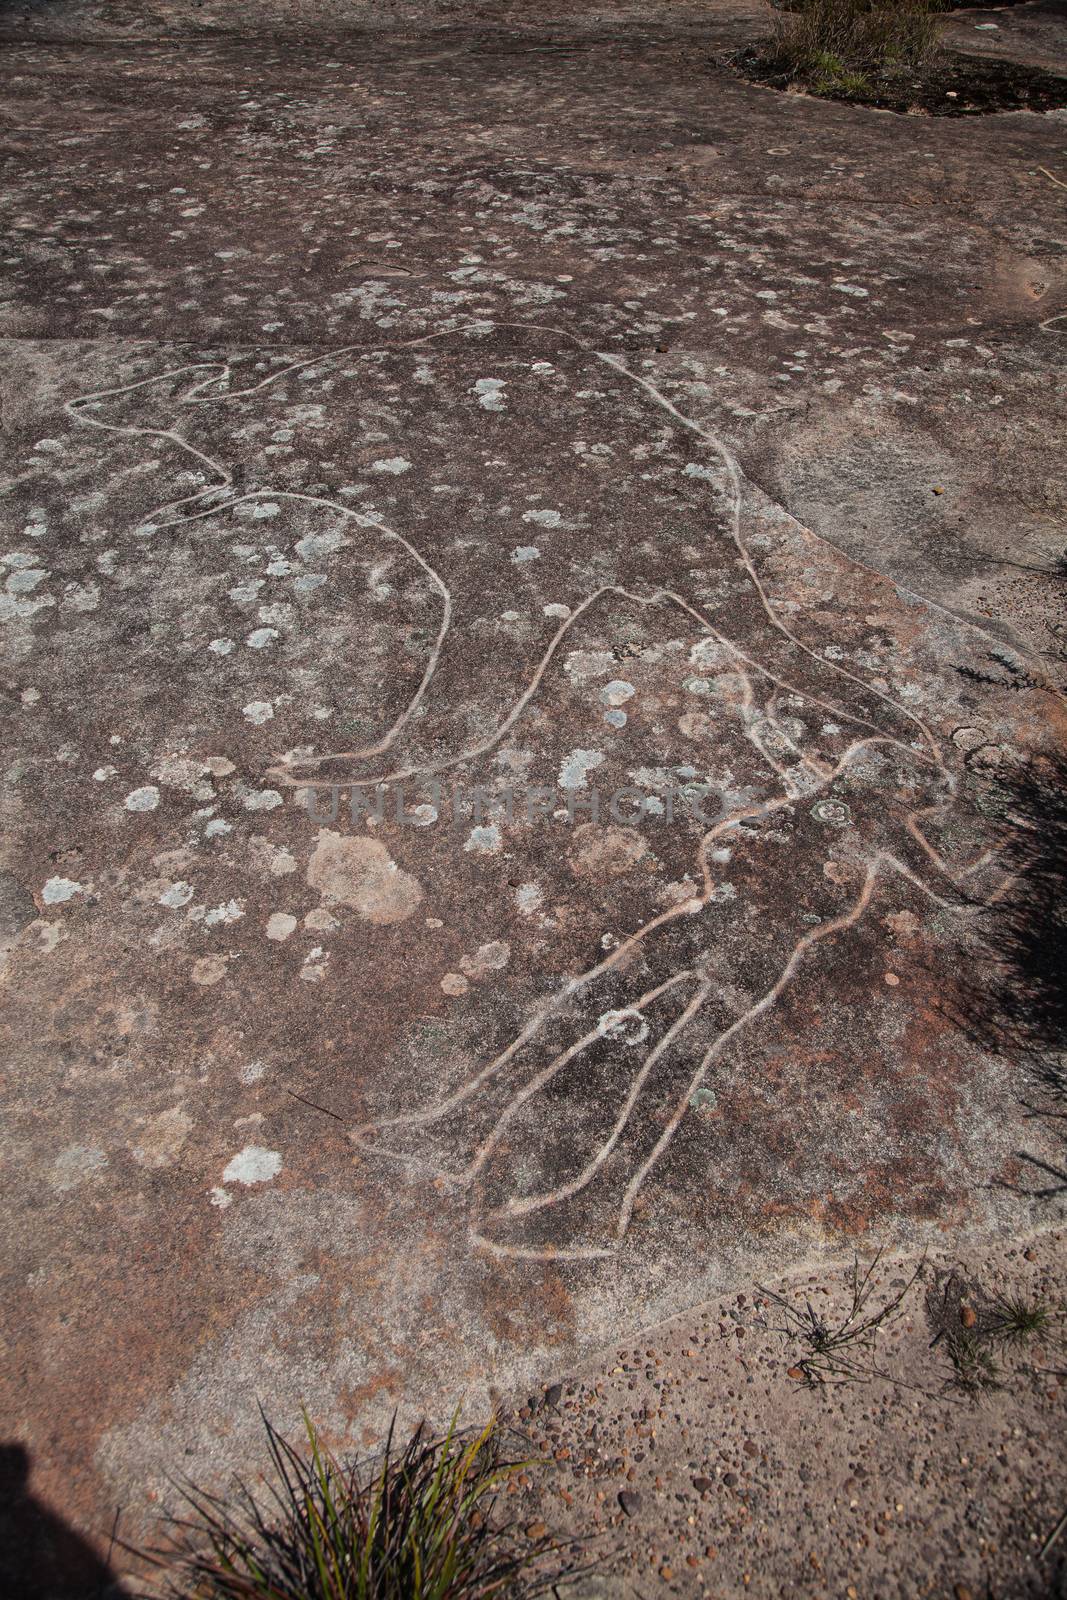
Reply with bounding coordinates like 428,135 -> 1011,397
808,51 -> 872,94
760,0 -> 941,91
132,1410 -> 566,1600
988,1295 -> 1053,1345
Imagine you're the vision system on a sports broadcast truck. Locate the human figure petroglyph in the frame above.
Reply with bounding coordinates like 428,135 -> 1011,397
474,744 -> 1008,1257
350,730 -> 1008,1258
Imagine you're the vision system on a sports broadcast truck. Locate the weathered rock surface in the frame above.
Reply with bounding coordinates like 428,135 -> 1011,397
0,0 -> 1064,1591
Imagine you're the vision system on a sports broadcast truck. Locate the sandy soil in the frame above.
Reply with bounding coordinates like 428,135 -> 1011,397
513,1230 -> 1067,1597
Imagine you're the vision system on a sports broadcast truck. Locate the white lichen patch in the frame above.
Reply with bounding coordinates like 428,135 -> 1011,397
459,939 -> 511,979
249,838 -> 296,874
295,529 -> 347,562
3,566 -> 51,614
688,638 -> 735,671
124,785 -> 160,812
559,748 -> 604,790
564,650 -> 614,685
265,911 -> 297,941
202,900 -> 244,926
222,1145 -> 282,1185
243,701 -> 274,725
51,1144 -> 108,1192
300,946 -> 329,983
464,823 -> 501,854
473,377 -> 506,411
43,876 -> 82,905
304,906 -> 339,932
158,881 -> 195,908
151,754 -> 211,793
257,603 -> 292,629
596,1009 -> 650,1046
243,790 -> 283,811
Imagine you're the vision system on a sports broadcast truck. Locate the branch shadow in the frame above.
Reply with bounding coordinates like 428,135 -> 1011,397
940,743 -> 1067,1197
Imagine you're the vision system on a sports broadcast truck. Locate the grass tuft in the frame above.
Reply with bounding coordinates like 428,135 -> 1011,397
944,1329 -> 1001,1395
131,1409 -> 567,1600
763,1249 -> 924,1386
988,1295 -> 1053,1345
923,1271 -> 1055,1395
757,0 -> 940,88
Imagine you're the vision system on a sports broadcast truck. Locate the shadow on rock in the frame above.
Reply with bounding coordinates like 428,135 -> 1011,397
945,743 -> 1067,1200
0,1443 -> 125,1600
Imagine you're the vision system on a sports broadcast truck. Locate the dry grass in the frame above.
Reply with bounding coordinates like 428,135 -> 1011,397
759,0 -> 941,93
762,1250 -> 925,1386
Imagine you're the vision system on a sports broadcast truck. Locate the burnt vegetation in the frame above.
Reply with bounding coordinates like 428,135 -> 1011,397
734,0 -> 1067,114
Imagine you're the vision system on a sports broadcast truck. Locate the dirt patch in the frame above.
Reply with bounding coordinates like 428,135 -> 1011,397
733,44 -> 1067,113
513,1230 -> 1067,1598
